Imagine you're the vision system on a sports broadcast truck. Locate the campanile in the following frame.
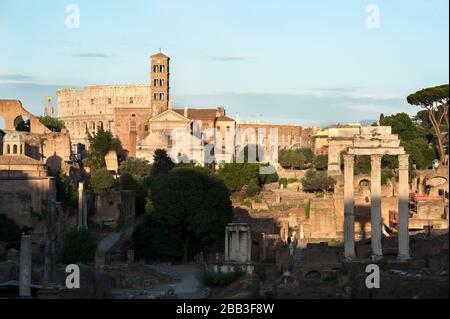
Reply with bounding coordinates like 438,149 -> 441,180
150,51 -> 170,115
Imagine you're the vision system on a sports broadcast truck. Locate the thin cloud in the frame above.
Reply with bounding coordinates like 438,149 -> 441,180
211,56 -> 249,61
0,73 -> 35,81
349,92 -> 404,101
75,53 -> 112,58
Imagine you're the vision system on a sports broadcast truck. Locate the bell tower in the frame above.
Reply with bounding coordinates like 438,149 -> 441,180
150,51 -> 170,116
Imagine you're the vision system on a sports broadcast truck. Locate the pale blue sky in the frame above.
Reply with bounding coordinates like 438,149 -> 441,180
0,0 -> 448,127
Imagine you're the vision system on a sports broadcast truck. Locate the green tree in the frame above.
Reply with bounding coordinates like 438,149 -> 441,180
354,155 -> 371,175
279,149 -> 307,169
119,158 -> 152,178
62,229 -> 97,264
0,215 -> 21,244
301,170 -> 336,195
38,116 -> 65,132
260,166 -> 279,184
132,168 -> 233,262
151,149 -> 175,177
86,127 -> 125,169
238,144 -> 265,163
379,111 -> 439,168
407,84 -> 449,163
91,168 -> 115,193
279,148 -> 314,170
120,172 -> 152,215
218,163 -> 260,193
313,154 -> 328,170
14,116 -> 30,132
54,170 -> 78,210
379,112 -> 419,141
403,138 -> 437,169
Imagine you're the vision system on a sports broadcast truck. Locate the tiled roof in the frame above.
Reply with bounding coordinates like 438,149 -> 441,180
174,108 -> 218,121
0,155 -> 43,166
216,116 -> 235,122
151,52 -> 169,58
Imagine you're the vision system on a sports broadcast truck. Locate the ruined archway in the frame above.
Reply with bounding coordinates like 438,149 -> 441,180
0,115 -> 5,130
14,115 -> 31,132
305,270 -> 322,280
0,100 -> 49,134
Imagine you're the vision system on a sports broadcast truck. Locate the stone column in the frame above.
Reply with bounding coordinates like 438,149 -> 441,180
82,193 -> 88,228
247,228 -> 252,262
224,227 -> 229,262
232,230 -> 239,261
19,234 -> 32,298
370,154 -> 383,260
397,154 -> 411,261
44,201 -> 56,286
78,182 -> 84,230
343,154 -> 356,260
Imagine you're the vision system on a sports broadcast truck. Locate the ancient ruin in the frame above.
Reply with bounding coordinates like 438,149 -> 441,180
342,126 -> 410,261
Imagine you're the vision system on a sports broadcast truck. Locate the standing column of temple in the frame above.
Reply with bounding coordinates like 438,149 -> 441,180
78,182 -> 84,230
19,234 -> 32,298
343,154 -> 356,260
224,227 -> 229,261
397,154 -> 411,261
232,230 -> 240,261
370,154 -> 383,260
44,201 -> 56,286
246,228 -> 252,262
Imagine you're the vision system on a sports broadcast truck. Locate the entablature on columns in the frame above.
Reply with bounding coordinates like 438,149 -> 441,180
346,147 -> 405,156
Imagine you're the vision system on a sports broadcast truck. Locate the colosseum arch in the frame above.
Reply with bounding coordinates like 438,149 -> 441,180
0,100 -> 50,134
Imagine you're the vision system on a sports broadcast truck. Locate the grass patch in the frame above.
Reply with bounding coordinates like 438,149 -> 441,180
202,270 -> 245,287
240,199 -> 252,207
305,200 -> 311,220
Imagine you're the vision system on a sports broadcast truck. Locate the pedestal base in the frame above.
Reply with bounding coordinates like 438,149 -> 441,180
396,254 -> 411,262
371,255 -> 383,262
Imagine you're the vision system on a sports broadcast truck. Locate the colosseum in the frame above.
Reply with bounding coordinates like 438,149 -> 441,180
57,52 -> 170,157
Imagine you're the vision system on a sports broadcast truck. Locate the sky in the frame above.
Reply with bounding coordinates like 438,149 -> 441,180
0,0 -> 448,127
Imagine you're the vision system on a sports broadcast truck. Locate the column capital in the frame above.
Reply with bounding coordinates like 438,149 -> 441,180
343,154 -> 355,165
398,154 -> 409,169
370,154 -> 383,164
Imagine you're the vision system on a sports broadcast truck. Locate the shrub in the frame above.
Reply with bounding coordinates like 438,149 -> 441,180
202,270 -> 244,287
301,169 -> 336,194
245,182 -> 261,197
91,168 -> 115,193
218,163 -> 260,193
38,116 -> 65,132
279,178 -> 288,188
116,209 -> 126,231
305,200 -> 311,220
240,199 -> 252,208
0,215 -> 21,244
62,229 -> 97,264
313,154 -> 328,170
